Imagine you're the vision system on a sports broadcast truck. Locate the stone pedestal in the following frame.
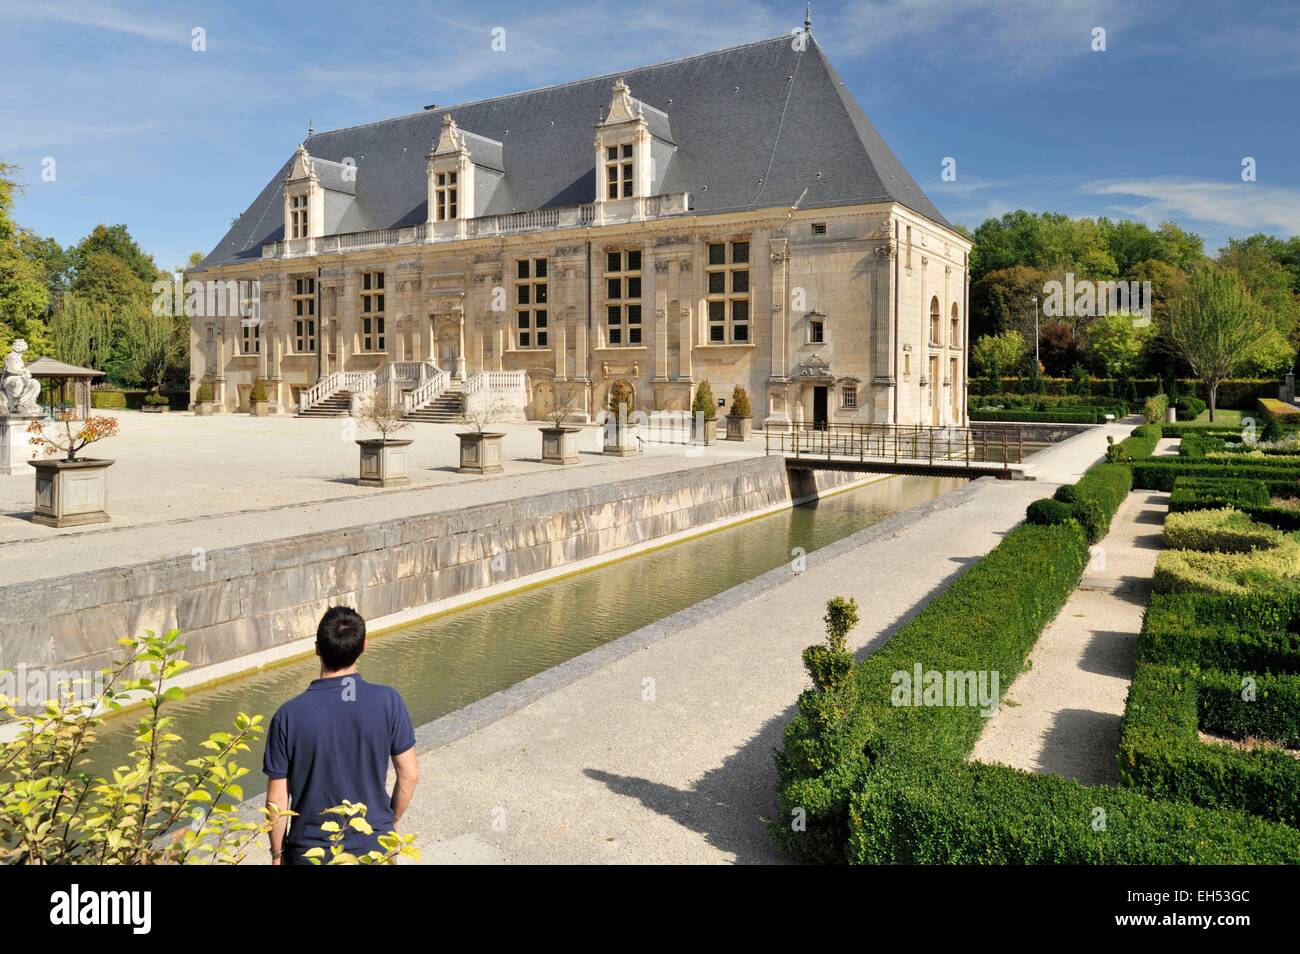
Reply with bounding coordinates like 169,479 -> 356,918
0,414 -> 41,476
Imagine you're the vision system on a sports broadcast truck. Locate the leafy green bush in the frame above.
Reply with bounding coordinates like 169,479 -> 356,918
775,522 -> 1088,862
1162,507 -> 1286,553
1176,396 -> 1207,420
250,378 -> 269,404
848,760 -> 1300,864
1025,497 -> 1074,526
196,380 -> 214,403
1144,393 -> 1168,424
1119,663 -> 1300,827
0,630 -> 421,865
1140,592 -> 1300,674
144,390 -> 169,406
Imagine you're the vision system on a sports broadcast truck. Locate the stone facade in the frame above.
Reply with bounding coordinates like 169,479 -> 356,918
190,202 -> 970,426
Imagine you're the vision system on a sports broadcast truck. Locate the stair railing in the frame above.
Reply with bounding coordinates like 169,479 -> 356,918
403,366 -> 450,413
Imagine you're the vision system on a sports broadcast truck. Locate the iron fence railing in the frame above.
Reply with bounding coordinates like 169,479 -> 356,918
763,422 -> 1025,468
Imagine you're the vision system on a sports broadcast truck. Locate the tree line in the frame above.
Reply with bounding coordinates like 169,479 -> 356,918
963,211 -> 1300,403
0,161 -> 199,396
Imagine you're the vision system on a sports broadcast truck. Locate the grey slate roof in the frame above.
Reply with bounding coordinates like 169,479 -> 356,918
199,34 -> 949,269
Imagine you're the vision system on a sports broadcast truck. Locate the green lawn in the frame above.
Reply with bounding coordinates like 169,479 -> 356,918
1187,408 -> 1245,427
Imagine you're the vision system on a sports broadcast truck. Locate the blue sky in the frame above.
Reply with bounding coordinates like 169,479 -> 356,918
3,0 -> 1298,270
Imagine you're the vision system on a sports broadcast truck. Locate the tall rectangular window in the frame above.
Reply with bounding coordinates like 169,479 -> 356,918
435,170 -> 458,221
239,283 -> 260,355
293,275 -> 316,352
605,143 -> 633,199
604,249 -> 642,346
361,270 -> 385,352
705,240 -> 750,344
289,194 -> 309,239
514,258 -> 548,349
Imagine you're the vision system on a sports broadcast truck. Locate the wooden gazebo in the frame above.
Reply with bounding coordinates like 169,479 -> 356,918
26,356 -> 106,419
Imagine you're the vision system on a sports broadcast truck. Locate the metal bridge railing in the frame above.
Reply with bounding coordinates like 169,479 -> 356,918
763,422 -> 1024,469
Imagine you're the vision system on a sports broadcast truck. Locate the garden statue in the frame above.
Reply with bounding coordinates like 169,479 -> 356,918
1,339 -> 42,415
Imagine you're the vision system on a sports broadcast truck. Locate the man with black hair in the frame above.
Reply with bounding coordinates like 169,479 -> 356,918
263,605 -> 419,864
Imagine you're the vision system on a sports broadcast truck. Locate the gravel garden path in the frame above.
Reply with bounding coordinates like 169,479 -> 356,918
970,487 -> 1168,784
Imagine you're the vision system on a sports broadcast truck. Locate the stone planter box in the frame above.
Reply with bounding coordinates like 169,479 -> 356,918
693,416 -> 718,446
458,432 -> 504,474
195,402 -> 214,416
28,458 -> 114,527
250,401 -> 270,417
725,415 -> 752,441
356,438 -> 412,487
603,422 -> 640,457
540,426 -> 581,465
141,404 -> 169,414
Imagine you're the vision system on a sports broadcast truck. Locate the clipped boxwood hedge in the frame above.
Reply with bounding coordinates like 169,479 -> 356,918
774,521 -> 1089,862
1197,669 -> 1300,749
1119,663 -> 1300,828
90,390 -> 127,409
1132,459 -> 1300,494
1169,476 -> 1269,512
1162,507 -> 1286,553
1140,592 -> 1300,674
1259,397 -> 1300,424
971,408 -> 1107,424
848,760 -> 1300,864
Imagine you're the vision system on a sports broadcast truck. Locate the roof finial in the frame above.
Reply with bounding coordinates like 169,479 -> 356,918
804,3 -> 812,34
307,117 -> 315,137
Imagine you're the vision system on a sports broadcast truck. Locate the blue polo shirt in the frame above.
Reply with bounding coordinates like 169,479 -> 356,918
263,674 -> 416,862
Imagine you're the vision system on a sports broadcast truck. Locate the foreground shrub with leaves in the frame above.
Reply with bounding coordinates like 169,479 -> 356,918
0,630 -> 418,865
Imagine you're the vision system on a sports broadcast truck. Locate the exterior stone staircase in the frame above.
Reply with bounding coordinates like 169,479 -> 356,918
404,381 -> 464,423
297,390 -> 353,418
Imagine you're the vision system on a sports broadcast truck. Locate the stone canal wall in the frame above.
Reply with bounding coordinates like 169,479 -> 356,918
0,457 -> 863,676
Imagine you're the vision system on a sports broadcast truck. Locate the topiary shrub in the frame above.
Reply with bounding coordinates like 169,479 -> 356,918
1144,393 -> 1169,424
250,378 -> 269,404
692,380 -> 716,421
729,385 -> 752,419
1162,507 -> 1286,553
144,390 -> 169,406
1025,497 -> 1073,526
196,379 -> 214,403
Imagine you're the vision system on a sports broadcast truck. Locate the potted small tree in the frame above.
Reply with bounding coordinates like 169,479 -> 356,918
539,383 -> 583,465
603,379 -> 639,457
356,392 -> 413,486
195,379 -> 215,416
141,390 -> 170,413
726,385 -> 752,441
25,412 -> 120,527
249,378 -> 271,417
692,379 -> 717,445
458,398 -> 507,474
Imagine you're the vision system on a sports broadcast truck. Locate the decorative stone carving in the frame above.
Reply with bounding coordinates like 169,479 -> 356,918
654,259 -> 670,273
769,251 -> 790,265
873,242 -> 895,260
654,235 -> 693,247
1,340 -> 42,415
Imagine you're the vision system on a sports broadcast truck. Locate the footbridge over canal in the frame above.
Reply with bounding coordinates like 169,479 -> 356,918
766,422 -> 1037,482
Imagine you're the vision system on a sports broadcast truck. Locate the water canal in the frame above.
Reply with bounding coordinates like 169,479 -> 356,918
88,473 -> 965,788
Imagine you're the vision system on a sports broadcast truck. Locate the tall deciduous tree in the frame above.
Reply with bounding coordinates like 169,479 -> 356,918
1165,266 -> 1271,421
116,304 -> 184,394
0,161 -> 52,353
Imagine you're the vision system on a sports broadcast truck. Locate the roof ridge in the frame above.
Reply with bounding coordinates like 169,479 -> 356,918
308,33 -> 796,141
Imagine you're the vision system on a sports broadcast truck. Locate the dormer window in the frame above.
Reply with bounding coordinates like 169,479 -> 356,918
606,144 -> 633,199
435,170 -> 458,221
289,193 -> 309,238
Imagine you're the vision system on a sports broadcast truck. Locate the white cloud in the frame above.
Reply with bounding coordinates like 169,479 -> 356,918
1081,177 -> 1300,236
0,0 -> 188,42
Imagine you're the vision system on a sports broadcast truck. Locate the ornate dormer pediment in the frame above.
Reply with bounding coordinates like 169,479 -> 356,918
602,78 -> 641,127
430,114 -> 466,158
285,143 -> 317,184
